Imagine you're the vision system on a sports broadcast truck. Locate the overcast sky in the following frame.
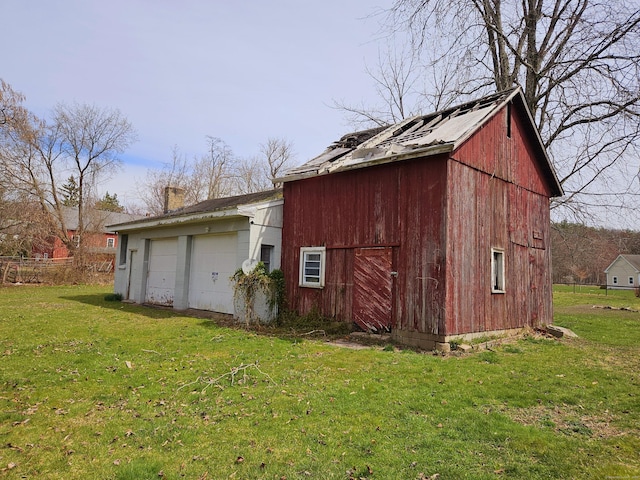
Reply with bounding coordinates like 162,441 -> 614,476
3,0 -> 394,207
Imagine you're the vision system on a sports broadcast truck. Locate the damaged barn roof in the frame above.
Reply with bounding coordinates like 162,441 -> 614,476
278,87 -> 562,196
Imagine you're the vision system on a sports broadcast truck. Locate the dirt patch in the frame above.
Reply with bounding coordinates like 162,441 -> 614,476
556,304 -> 640,316
326,338 -> 374,350
504,404 -> 630,439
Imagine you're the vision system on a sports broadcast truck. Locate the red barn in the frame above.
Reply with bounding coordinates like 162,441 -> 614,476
33,207 -> 141,260
278,88 -> 563,350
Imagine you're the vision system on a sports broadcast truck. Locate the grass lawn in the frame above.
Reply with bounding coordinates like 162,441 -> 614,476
0,284 -> 638,479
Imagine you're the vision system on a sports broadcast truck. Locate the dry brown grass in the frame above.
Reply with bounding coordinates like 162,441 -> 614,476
505,404 -> 631,439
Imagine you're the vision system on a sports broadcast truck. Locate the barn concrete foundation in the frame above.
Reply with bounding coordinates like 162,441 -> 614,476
392,327 -> 526,351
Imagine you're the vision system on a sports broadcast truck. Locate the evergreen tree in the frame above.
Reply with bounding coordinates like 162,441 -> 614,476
59,175 -> 79,207
95,191 -> 124,212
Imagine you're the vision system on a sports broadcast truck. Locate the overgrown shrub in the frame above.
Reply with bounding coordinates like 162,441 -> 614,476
275,307 -> 353,336
231,263 -> 285,324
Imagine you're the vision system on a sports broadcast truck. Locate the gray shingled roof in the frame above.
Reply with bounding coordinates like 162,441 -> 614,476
59,206 -> 143,233
108,189 -> 282,229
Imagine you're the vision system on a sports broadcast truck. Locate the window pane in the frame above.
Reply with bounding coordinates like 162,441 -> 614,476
491,249 -> 505,293
260,244 -> 273,273
300,247 -> 325,288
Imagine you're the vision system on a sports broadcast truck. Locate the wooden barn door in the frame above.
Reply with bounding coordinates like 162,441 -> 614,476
353,247 -> 393,332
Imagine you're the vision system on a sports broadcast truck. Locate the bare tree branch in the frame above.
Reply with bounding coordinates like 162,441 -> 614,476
341,0 -> 640,224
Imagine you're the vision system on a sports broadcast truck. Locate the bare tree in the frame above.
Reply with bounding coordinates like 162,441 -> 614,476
333,41 -> 424,128
235,156 -> 271,194
139,136 -> 295,213
194,136 -> 237,199
53,103 -> 136,244
259,137 -> 296,186
0,80 -> 56,254
0,87 -> 137,258
346,1 -> 640,224
137,145 -> 194,216
138,137 -> 239,215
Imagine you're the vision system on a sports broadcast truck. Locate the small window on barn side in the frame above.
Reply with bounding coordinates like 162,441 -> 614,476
119,234 -> 128,266
299,246 -> 326,288
491,248 -> 505,294
107,237 -> 115,248
629,277 -> 634,285
612,276 -> 618,285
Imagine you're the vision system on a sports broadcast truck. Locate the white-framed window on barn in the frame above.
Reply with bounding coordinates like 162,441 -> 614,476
299,246 -> 326,288
491,248 -> 505,293
107,237 -> 115,248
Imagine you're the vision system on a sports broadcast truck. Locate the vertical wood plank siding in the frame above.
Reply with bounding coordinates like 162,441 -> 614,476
447,106 -> 553,334
282,157 -> 447,332
283,103 -> 554,342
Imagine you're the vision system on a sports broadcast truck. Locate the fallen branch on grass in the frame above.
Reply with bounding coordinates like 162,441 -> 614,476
301,329 -> 326,336
177,360 -> 276,393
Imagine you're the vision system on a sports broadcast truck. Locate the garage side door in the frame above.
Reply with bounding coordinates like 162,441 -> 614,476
145,238 -> 178,306
188,233 -> 238,314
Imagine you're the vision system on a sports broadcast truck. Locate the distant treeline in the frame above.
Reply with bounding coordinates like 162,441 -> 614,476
551,222 -> 640,285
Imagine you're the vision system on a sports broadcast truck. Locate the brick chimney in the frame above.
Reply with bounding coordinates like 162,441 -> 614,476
163,187 -> 185,214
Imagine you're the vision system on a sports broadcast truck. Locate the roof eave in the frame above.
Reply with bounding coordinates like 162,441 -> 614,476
330,143 -> 455,175
449,87 -> 563,198
278,143 -> 455,182
108,208 -> 247,232
510,90 -> 564,197
109,196 -> 284,233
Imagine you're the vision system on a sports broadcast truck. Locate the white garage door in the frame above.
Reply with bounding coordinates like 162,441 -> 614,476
189,233 -> 237,314
145,238 -> 178,306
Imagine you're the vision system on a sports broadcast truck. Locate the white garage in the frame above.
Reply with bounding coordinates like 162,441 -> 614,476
110,189 -> 283,320
188,233 -> 237,313
145,237 -> 178,306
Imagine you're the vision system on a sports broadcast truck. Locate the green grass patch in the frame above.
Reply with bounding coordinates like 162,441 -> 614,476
0,284 -> 638,478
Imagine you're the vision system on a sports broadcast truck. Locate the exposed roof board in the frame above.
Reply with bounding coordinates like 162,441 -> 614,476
277,88 -> 563,197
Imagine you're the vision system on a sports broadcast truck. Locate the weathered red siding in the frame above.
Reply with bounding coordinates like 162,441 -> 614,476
444,160 -> 552,336
283,101 -> 555,348
445,106 -> 554,334
454,106 -> 552,197
282,156 -> 448,335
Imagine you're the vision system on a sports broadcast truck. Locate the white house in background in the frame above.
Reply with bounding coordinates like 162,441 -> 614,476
604,254 -> 640,289
108,188 -> 283,320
